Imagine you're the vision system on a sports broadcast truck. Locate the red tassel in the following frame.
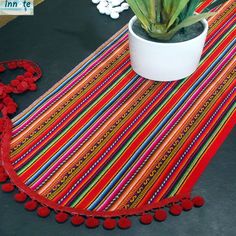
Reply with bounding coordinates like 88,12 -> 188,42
1,183 -> 15,192
85,217 -> 100,228
169,204 -> 183,216
192,196 -> 205,207
71,215 -> 85,226
55,212 -> 69,223
24,200 -> 38,211
103,218 -> 117,230
0,173 -> 8,183
14,192 -> 27,203
140,213 -> 153,225
37,206 -> 51,218
182,199 -> 193,211
118,217 -> 132,229
154,209 -> 167,222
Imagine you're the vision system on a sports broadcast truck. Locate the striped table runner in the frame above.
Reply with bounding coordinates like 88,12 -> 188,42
0,0 -> 235,229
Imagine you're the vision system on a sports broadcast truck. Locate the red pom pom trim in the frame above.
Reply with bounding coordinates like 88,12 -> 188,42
55,212 -> 69,223
140,214 -> 153,225
118,217 -> 132,229
1,183 -> 15,192
0,65 -> 5,72
103,218 -> 117,230
182,199 -> 193,211
0,173 -> 8,183
169,204 -> 183,216
154,209 -> 167,222
71,215 -> 85,226
85,217 -> 100,228
14,192 -> 27,203
0,60 -> 42,115
192,196 -> 205,207
37,206 -> 51,218
29,83 -> 37,91
24,200 -> 38,211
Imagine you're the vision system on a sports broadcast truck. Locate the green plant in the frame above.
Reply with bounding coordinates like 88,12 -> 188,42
127,0 -> 228,41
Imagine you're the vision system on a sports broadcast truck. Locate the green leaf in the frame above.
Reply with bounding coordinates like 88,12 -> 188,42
169,12 -> 215,36
185,0 -> 201,17
149,0 -> 156,23
166,0 -> 190,29
156,0 -> 162,23
126,0 -> 150,31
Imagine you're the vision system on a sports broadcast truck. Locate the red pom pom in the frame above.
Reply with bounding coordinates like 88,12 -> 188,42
0,173 -> 8,183
182,199 -> 193,211
17,83 -> 27,93
26,67 -> 35,74
0,65 -> 6,72
17,61 -> 23,67
169,204 -> 183,216
14,192 -> 27,203
37,206 -> 51,218
3,96 -> 13,104
6,104 -> 17,114
55,212 -> 69,223
24,200 -> 38,211
154,209 -> 167,222
140,213 -> 153,225
25,77 -> 34,83
16,75 -> 25,81
0,89 -> 7,99
7,62 -> 17,70
10,80 -> 20,87
192,196 -> 205,207
118,217 -> 132,229
4,86 -> 13,93
24,72 -> 33,78
29,83 -> 37,91
85,217 -> 100,228
20,81 -> 29,90
103,218 -> 117,230
71,215 -> 84,226
1,183 -> 15,192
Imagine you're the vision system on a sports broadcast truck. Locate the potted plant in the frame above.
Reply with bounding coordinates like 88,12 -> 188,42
127,0 -> 228,81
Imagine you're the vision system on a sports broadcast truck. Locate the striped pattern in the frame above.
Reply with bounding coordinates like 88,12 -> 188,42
9,0 -> 235,212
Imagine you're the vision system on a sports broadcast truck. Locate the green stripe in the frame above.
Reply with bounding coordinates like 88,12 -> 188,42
18,61 -> 131,175
169,102 -> 235,196
71,81 -> 185,207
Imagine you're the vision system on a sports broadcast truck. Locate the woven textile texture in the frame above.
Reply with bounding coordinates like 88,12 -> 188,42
1,0 -> 235,218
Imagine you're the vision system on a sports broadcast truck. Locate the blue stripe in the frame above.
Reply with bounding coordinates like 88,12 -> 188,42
14,29 -> 128,126
25,74 -> 139,185
87,40 -> 234,210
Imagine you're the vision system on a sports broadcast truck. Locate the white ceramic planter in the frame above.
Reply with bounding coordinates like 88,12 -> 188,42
128,16 -> 208,81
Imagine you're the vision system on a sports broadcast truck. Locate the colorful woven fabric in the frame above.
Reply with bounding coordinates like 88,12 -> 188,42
0,0 -> 235,225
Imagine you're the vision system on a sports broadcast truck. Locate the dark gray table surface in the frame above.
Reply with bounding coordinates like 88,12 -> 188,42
0,1 -> 235,235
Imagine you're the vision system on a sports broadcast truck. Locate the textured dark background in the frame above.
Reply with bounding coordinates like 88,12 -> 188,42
0,1 -> 235,235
